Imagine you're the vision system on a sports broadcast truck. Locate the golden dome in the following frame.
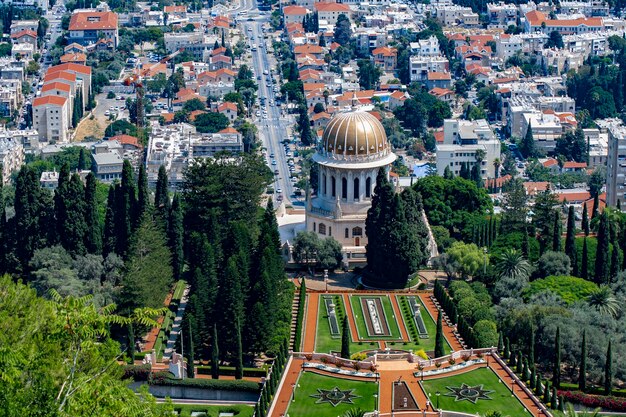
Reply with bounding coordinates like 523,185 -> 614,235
321,111 -> 390,159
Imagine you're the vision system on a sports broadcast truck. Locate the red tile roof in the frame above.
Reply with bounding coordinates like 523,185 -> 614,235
314,2 -> 351,12
44,71 -> 77,83
563,161 -> 587,169
41,82 -> 71,93
10,29 -> 37,39
283,5 -> 308,15
219,127 -> 239,134
48,63 -> 92,76
33,95 -> 68,107
525,10 -> 602,28
427,71 -> 451,80
109,134 -> 140,147
218,102 -> 237,112
164,5 -> 186,13
69,11 -> 118,31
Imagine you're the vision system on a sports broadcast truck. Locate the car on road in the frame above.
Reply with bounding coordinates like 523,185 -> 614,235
274,169 -> 279,175
271,160 -> 277,165
269,153 -> 274,158
276,188 -> 282,194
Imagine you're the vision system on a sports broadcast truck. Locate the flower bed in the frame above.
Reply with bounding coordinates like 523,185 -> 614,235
559,390 -> 626,412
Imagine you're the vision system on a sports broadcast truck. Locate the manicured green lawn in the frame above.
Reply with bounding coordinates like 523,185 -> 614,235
172,404 -> 253,417
397,296 -> 452,356
286,372 -> 378,417
349,295 -> 402,341
315,294 -> 372,354
421,368 -> 528,417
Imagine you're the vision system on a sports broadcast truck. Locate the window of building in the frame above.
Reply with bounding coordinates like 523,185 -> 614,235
329,227 -> 332,236
319,223 -> 326,235
331,176 -> 336,197
366,177 -> 372,198
353,177 -> 360,201
345,228 -> 349,238
313,222 -> 316,232
352,226 -> 363,236
342,177 -> 347,199
322,174 -> 327,195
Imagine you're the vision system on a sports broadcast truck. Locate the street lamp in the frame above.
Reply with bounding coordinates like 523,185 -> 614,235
436,391 -> 441,410
324,269 -> 329,293
291,383 -> 296,402
373,393 -> 378,411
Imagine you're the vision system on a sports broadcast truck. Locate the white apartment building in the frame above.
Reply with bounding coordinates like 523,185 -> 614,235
164,33 -> 219,62
409,55 -> 449,82
32,95 -> 70,143
435,5 -> 479,26
410,36 -> 440,56
541,48 -> 584,74
582,128 -> 608,168
487,2 -> 518,28
436,119 -> 500,179
521,111 -> 565,152
10,20 -> 38,34
0,137 -> 24,185
496,33 -> 548,61
606,120 -> 626,207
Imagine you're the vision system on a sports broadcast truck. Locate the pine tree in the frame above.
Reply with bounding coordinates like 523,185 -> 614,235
595,212 -> 610,284
565,206 -> 578,275
186,318 -> 195,378
582,237 -> 589,279
169,194 -> 184,280
553,327 -> 561,389
219,256 -> 245,353
552,210 -> 562,252
234,317 -> 243,380
103,185 -> 117,257
605,340 -> 612,395
340,315 -> 350,359
579,330 -> 587,392
84,172 -> 102,254
211,323 -> 220,379
582,203 -> 590,235
136,164 -> 149,223
435,310 -> 445,357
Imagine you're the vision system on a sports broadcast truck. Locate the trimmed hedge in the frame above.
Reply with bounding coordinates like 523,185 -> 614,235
196,365 -> 267,378
151,375 -> 260,393
559,390 -> 626,412
122,364 -> 152,381
559,383 -> 626,398
293,281 -> 306,351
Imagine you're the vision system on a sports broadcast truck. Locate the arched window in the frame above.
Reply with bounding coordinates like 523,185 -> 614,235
313,222 -> 316,232
366,177 -> 372,198
331,176 -> 336,197
352,226 -> 363,236
342,177 -> 347,199
353,177 -> 360,201
322,174 -> 327,195
329,227 -> 332,236
318,223 -> 326,235
345,228 -> 349,238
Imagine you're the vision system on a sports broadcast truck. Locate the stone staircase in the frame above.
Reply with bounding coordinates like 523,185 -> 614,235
289,291 -> 301,350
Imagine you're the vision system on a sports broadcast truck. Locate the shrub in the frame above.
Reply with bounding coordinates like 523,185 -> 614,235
559,390 -> 626,412
151,374 -> 260,392
122,364 -> 151,381
350,352 -> 367,361
524,275 -> 598,304
195,366 -> 267,378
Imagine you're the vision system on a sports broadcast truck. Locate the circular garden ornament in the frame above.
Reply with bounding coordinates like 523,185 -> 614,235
444,383 -> 495,404
310,387 -> 361,407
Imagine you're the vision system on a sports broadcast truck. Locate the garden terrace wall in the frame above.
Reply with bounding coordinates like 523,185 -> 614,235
132,382 -> 259,402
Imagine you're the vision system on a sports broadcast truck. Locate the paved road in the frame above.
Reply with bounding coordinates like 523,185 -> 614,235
238,4 -> 297,206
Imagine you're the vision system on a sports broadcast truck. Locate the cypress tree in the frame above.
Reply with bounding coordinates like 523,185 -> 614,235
605,340 -> 612,395
186,318 -> 195,378
497,332 -> 504,353
128,323 -> 135,363
530,367 -> 537,389
553,327 -> 561,388
559,395 -> 565,412
565,206 -> 578,275
592,194 -> 599,219
435,310 -> 445,358
582,203 -> 590,236
102,185 -> 116,257
78,147 -> 89,170
117,161 -> 136,257
582,237 -> 589,279
529,326 -> 535,365
211,324 -> 219,379
154,165 -> 170,215
84,172 -> 102,254
234,317 -> 243,380
56,170 -> 87,256
595,212 -> 610,284
551,387 -> 558,409
522,359 -> 528,381
516,351 -> 523,373
522,228 -> 529,258
504,337 -> 511,359
136,164 -> 149,223
543,381 -> 551,404
169,194 -> 184,280
537,378 -> 544,397
340,315 -> 350,359
579,330 -> 587,392
552,210 -> 562,252
521,121 -> 536,158
510,349 -> 517,367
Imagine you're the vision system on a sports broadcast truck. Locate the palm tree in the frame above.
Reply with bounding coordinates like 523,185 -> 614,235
493,157 -> 501,179
343,408 -> 366,417
494,248 -> 532,280
587,286 -> 621,318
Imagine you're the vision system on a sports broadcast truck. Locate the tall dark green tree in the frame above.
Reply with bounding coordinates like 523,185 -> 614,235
219,256 -> 244,354
103,185 -> 117,257
435,310 -> 445,357
186,318 -> 195,378
610,242 -> 620,281
154,165 -> 170,216
553,327 -> 561,389
55,168 -> 87,256
341,316 -> 350,359
592,194 -> 599,219
169,194 -> 184,280
605,340 -> 612,395
582,204 -> 590,235
520,122 -> 536,158
78,147 -> 89,171
128,323 -> 135,363
579,330 -> 587,392
565,206 -> 577,275
234,317 -> 243,380
136,164 -> 149,223
595,212 -> 610,284
581,237 -> 589,279
211,323 -> 220,379
84,172 -> 102,254
552,210 -> 562,252
116,161 -> 136,257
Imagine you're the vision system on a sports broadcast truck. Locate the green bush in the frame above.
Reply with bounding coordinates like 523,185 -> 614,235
196,365 -> 267,378
524,275 -> 598,304
122,364 -> 152,381
151,375 -> 260,393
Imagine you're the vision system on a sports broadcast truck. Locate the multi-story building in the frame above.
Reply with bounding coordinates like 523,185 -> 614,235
163,32 -> 218,62
314,2 -> 351,25
521,111 -> 566,152
436,119 -> 500,179
409,55 -> 449,82
0,137 -> 24,184
10,20 -> 38,34
32,95 -> 70,143
524,10 -> 604,34
486,2 -> 518,28
606,120 -> 626,207
435,5 -> 479,26
410,36 -> 440,56
10,29 -> 37,49
583,127 -> 608,168
283,5 -> 308,25
92,151 -> 123,182
3,0 -> 47,9
68,11 -> 119,47
354,28 -> 387,53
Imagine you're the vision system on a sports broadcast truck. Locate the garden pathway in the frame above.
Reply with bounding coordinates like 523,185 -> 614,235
162,286 -> 190,360
303,292 -> 319,352
417,293 -> 463,352
390,295 -> 410,342
342,293 -> 362,342
488,359 -> 544,416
